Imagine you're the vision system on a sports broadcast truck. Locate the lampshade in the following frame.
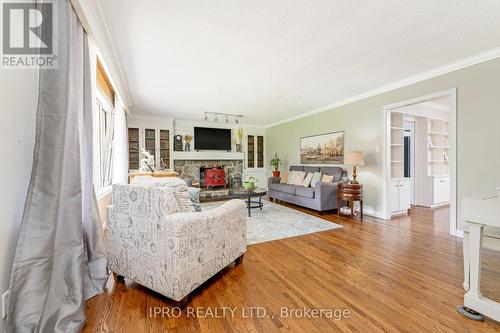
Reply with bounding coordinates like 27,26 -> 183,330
345,151 -> 365,166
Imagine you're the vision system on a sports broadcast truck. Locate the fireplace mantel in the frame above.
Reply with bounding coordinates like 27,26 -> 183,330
172,151 -> 245,161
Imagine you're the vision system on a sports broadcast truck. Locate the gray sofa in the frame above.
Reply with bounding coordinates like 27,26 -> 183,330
268,166 -> 347,213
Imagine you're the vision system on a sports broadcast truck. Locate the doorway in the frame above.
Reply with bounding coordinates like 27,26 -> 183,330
404,121 -> 416,204
383,89 -> 458,237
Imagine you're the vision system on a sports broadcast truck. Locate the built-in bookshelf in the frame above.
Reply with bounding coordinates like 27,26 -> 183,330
257,136 -> 264,168
247,135 -> 255,168
128,127 -> 171,171
159,129 -> 170,169
390,112 -> 404,179
128,128 -> 140,170
145,128 -> 156,160
426,119 -> 450,176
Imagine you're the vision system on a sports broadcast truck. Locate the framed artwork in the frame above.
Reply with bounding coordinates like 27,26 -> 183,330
300,131 -> 344,164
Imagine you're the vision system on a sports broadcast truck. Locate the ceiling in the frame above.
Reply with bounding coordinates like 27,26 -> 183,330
104,0 -> 500,125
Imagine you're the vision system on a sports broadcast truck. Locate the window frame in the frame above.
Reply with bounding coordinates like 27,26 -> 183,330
94,88 -> 115,193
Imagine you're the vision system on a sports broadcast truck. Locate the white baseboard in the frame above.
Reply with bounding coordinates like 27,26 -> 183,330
362,207 -> 388,220
2,289 -> 9,319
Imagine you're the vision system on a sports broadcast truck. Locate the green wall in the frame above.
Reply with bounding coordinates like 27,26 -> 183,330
266,57 -> 500,219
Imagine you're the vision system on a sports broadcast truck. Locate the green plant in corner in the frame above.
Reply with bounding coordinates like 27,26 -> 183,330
270,153 -> 281,178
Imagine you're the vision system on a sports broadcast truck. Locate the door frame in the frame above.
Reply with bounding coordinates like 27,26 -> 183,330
382,88 -> 459,237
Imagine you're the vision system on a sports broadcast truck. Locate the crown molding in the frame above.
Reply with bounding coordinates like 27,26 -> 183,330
265,47 -> 500,128
72,0 -> 133,109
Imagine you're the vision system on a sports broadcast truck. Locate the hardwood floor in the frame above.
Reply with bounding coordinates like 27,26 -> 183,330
84,203 -> 500,332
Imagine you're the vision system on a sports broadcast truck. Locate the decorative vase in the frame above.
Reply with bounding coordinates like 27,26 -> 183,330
185,142 -> 191,152
236,144 -> 241,152
273,171 -> 280,178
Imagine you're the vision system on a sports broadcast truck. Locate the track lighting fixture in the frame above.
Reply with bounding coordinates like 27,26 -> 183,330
202,112 -> 243,124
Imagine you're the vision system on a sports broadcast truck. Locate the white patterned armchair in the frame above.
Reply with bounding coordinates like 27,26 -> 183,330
106,183 -> 247,304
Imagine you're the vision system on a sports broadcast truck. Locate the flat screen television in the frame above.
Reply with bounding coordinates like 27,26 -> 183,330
194,127 -> 232,151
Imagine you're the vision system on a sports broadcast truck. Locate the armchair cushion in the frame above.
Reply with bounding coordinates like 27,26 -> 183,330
130,177 -> 195,213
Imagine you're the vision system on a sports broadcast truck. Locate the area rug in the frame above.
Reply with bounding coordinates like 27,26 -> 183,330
201,200 -> 342,245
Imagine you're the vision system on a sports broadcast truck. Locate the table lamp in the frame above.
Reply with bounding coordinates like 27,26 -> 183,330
345,151 -> 365,184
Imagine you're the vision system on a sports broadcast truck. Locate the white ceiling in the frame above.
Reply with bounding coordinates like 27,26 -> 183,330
104,0 -> 500,125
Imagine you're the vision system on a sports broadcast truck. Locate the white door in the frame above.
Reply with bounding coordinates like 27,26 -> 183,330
399,179 -> 412,211
390,180 -> 400,212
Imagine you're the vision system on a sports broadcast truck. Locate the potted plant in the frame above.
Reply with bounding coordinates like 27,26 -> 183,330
269,153 -> 281,178
244,175 -> 256,190
236,127 -> 243,152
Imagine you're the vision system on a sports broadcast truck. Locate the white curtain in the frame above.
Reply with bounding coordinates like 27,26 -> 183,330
5,1 -> 108,332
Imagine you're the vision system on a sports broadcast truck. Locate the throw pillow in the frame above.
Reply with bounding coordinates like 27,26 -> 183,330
302,172 -> 314,187
321,174 -> 334,183
289,171 -> 306,185
310,172 -> 322,188
157,188 -> 181,215
187,187 -> 202,212
280,172 -> 288,184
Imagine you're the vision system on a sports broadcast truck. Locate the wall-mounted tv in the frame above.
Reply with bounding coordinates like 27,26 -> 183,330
194,127 -> 232,151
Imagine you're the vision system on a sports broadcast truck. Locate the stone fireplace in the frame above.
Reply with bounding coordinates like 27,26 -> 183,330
173,159 -> 243,189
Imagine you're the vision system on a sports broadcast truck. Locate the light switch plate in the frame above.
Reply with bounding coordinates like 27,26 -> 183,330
2,290 -> 9,319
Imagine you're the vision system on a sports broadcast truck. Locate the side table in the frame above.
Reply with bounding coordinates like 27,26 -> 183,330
338,183 -> 363,219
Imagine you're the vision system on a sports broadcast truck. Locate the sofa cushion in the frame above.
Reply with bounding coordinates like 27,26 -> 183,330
302,172 -> 314,187
280,172 -> 288,183
269,183 -> 301,195
310,172 -> 322,188
187,187 -> 202,212
321,174 -> 334,183
288,171 -> 306,185
295,187 -> 315,199
303,166 -> 320,174
320,167 -> 343,182
289,165 -> 304,172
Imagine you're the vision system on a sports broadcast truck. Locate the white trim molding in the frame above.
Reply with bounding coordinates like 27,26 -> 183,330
71,0 -> 133,108
266,47 -> 500,129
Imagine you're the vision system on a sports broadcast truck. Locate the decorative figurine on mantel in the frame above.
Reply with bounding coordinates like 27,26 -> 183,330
140,147 -> 155,172
184,135 -> 193,151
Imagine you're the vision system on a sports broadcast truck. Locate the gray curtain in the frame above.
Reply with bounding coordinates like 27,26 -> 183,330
5,1 -> 108,332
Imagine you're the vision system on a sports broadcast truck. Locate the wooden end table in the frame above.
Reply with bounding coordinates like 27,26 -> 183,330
338,183 -> 363,219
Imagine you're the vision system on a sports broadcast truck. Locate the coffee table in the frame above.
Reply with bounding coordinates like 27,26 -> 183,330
231,188 -> 267,217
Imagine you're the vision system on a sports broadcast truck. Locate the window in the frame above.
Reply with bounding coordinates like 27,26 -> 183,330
95,58 -> 115,190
